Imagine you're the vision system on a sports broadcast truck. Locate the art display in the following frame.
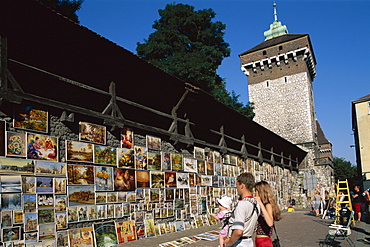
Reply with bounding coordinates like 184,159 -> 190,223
35,160 -> 66,176
27,133 -> 58,161
67,164 -> 94,185
94,145 -> 116,165
0,175 -> 22,193
146,135 -> 161,150
93,221 -> 118,247
115,220 -> 137,243
183,158 -> 197,173
134,146 -> 147,170
161,152 -> 171,171
69,227 -> 94,247
147,152 -> 161,170
79,121 -> 106,145
117,148 -> 134,168
68,185 -> 95,206
171,154 -> 183,171
95,166 -> 114,191
6,131 -> 26,157
13,104 -> 48,133
0,157 -> 34,175
136,170 -> 150,188
1,193 -> 22,211
66,140 -> 94,163
121,128 -> 133,149
114,168 -> 136,191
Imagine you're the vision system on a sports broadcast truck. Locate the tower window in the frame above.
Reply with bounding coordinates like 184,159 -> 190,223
279,45 -> 283,51
285,77 -> 287,82
263,50 -> 267,55
266,81 -> 269,87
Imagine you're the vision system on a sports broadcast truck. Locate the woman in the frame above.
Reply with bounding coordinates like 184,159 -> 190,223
314,191 -> 322,216
254,181 -> 282,247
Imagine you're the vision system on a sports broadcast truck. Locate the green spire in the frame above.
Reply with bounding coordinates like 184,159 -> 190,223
264,2 -> 289,40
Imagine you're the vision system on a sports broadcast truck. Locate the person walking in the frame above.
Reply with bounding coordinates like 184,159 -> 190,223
224,173 -> 260,247
254,181 -> 282,247
314,191 -> 322,217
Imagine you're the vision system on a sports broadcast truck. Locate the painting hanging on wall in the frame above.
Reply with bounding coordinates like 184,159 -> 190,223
117,148 -> 134,168
68,226 -> 94,247
13,104 -> 48,133
0,175 -> 22,193
183,158 -> 197,173
94,145 -> 116,165
121,127 -> 134,149
150,171 -> 164,188
136,170 -> 150,188
66,140 -> 94,163
0,157 -> 34,175
6,131 -> 26,157
171,154 -> 183,171
148,152 -> 161,170
134,146 -> 147,170
35,160 -> 67,177
146,135 -> 161,150
1,193 -> 22,211
95,166 -> 114,191
67,164 -> 95,185
161,152 -> 171,171
115,220 -> 137,243
79,121 -> 106,145
27,133 -> 58,161
2,226 -> 21,242
93,221 -> 118,247
68,185 -> 95,206
54,177 -> 67,194
194,147 -> 204,160
35,177 -> 54,193
114,168 -> 136,191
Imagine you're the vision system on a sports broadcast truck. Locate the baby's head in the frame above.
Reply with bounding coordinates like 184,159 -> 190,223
217,196 -> 232,210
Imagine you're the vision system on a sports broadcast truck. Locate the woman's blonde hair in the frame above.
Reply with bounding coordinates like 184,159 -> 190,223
255,181 -> 282,221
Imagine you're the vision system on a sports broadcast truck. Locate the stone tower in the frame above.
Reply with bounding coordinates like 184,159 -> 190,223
239,3 -> 332,190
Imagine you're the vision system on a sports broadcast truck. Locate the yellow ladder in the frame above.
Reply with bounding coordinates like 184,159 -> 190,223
335,179 -> 354,224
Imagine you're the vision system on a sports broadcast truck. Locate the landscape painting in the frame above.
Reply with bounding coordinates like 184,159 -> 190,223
147,152 -> 161,170
171,154 -> 183,171
94,145 -> 116,165
36,177 -> 54,193
0,175 -> 22,193
67,164 -> 94,185
66,140 -> 93,163
1,193 -> 22,211
13,104 -> 48,133
194,147 -> 204,160
146,135 -> 161,150
68,185 -> 95,206
23,195 -> 37,213
6,131 -> 26,157
35,160 -> 66,176
79,121 -> 106,145
183,158 -> 197,173
93,221 -> 118,247
0,157 -> 34,175
27,133 -> 58,161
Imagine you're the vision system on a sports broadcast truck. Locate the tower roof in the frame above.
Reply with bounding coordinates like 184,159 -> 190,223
264,2 -> 289,41
316,120 -> 330,145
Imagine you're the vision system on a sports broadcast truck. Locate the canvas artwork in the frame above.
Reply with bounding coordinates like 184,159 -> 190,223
197,160 -> 206,175
93,221 -> 118,247
164,172 -> 176,188
55,195 -> 67,212
68,206 -> 78,223
6,131 -> 26,157
79,121 -> 106,145
161,152 -> 171,171
107,192 -> 117,203
68,185 -> 95,206
56,230 -> 69,247
183,158 -> 197,173
0,157 -> 34,175
69,227 -> 94,247
66,140 -> 94,163
126,192 -> 136,202
88,205 -> 98,221
115,220 -> 137,244
135,222 -> 145,238
56,212 -> 67,229
213,151 -> 221,163
150,171 -> 164,188
67,164 -> 95,185
1,211 -> 12,228
38,208 -> 55,224
117,148 -> 134,168
201,175 -> 212,187
147,152 -> 161,170
223,154 -> 230,164
134,146 -> 147,170
94,145 -> 116,165
150,189 -> 160,202
146,135 -> 161,150
54,177 -> 67,194
212,176 -> 219,187
114,168 -> 136,191
38,223 -> 55,241
136,170 -> 150,188
24,213 -> 38,232
27,133 -> 58,161
121,128 -> 134,149
230,155 -> 237,165
36,177 -> 54,193
0,175 -> 22,193
96,204 -> 106,219
114,204 -> 123,218
95,166 -> 114,191
1,193 -> 22,211
35,160 -> 66,177
206,162 -> 214,176
144,218 -> 156,237
2,226 -> 21,242
214,163 -> 222,176
13,104 -> 48,133
177,173 -> 189,188
77,205 -> 89,222
171,154 -> 183,171
23,195 -> 37,213
24,231 -> 38,244
165,188 -> 175,201
189,173 -> 196,187
117,192 -> 126,203
193,147 -> 204,160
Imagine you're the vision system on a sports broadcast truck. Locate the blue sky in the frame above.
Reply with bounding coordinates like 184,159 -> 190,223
78,0 -> 370,165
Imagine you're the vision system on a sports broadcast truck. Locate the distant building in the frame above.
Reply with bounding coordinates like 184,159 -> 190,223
352,94 -> 370,188
239,3 -> 333,193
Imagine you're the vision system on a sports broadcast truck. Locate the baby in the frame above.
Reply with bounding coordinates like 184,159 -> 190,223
210,196 -> 232,247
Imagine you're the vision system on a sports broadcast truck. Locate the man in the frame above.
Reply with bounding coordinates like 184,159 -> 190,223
352,185 -> 365,222
224,172 -> 260,247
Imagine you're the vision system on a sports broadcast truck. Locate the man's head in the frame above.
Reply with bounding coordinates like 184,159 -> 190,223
354,185 -> 360,192
236,172 -> 255,195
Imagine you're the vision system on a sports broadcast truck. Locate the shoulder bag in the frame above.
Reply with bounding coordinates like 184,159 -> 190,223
272,225 -> 281,247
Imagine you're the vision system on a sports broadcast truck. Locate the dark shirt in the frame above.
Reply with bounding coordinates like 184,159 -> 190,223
353,191 -> 364,203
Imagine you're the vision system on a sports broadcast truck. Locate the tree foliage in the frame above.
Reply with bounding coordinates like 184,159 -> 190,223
136,3 -> 254,119
35,0 -> 84,23
333,157 -> 357,182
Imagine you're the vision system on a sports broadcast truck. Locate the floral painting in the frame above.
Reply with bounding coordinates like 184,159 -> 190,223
6,132 -> 26,157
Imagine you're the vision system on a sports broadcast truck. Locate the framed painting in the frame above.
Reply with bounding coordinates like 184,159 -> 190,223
150,171 -> 164,188
6,131 -> 26,157
135,222 -> 145,238
2,226 -> 21,242
165,188 -> 175,201
189,173 -> 195,187
37,208 -> 55,224
27,133 -> 58,161
68,227 -> 94,247
1,193 -> 22,211
136,170 -> 150,188
93,221 -> 118,247
126,191 -> 136,202
13,104 -> 48,133
0,157 -> 34,175
197,160 -> 206,174
77,205 -> 88,222
148,152 -> 161,170
95,166 -> 114,191
117,192 -> 127,202
223,154 -> 230,165
56,212 -> 67,229
0,175 -> 22,193
150,188 -> 160,202
115,220 -> 137,243
134,146 -> 147,170
214,163 -> 222,176
38,223 -> 55,241
121,127 -> 134,149
183,158 -> 197,173
79,121 -> 106,145
67,164 -> 94,185
213,151 -> 221,163
97,204 -> 107,219
230,155 -> 237,165
24,213 -> 38,232
122,202 -> 130,216
67,206 -> 78,223
1,211 -> 12,228
107,192 -> 118,203
144,218 -> 156,237
194,147 -> 204,160
37,194 -> 54,209
161,152 -> 171,171
201,175 -> 212,187
35,160 -> 66,177
65,140 -> 93,163
88,205 -> 98,221
68,185 -> 95,206
36,177 -> 54,193
23,194 -> 37,213
206,162 -> 214,176
56,230 -> 69,247
24,231 -> 38,244
164,172 -> 176,188
93,145 -> 116,165
114,168 -> 136,191
55,195 -> 67,213
107,204 -> 115,218
146,135 -> 161,150
171,154 -> 183,171
117,148 -> 134,168
0,120 -> 5,156
95,192 -> 107,204
54,177 -> 67,194
212,176 -> 219,187
114,203 -> 123,218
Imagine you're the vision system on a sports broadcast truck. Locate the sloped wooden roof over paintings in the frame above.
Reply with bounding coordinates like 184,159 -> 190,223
0,0 -> 306,168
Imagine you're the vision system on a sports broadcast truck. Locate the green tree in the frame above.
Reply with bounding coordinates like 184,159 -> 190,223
333,157 -> 357,182
35,0 -> 84,23
136,3 -> 254,119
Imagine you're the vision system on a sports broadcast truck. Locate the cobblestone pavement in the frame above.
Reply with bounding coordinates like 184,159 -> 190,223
117,209 -> 370,246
